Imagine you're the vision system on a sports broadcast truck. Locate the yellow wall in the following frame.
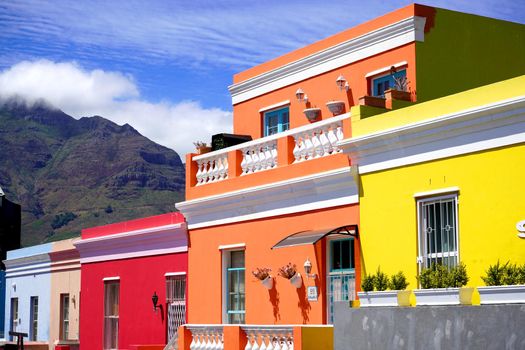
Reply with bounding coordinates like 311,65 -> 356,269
359,143 -> 525,288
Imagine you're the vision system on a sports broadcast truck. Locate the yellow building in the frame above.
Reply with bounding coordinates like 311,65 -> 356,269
340,75 -> 525,288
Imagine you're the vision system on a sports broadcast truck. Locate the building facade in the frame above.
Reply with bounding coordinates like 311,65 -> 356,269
176,3 -> 525,332
76,213 -> 188,350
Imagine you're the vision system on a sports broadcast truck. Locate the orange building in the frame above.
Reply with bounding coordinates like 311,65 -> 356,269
175,4 -> 525,346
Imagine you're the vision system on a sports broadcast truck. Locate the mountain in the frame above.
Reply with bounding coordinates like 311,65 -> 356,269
0,98 -> 185,246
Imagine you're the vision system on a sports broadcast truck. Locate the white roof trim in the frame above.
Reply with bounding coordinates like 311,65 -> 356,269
165,271 -> 187,276
414,187 -> 460,198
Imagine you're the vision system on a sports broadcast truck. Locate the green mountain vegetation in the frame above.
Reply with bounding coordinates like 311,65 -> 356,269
0,98 -> 185,246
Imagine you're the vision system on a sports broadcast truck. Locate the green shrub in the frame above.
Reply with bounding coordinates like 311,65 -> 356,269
361,274 -> 375,292
389,271 -> 409,290
418,263 -> 465,289
450,262 -> 469,288
517,264 -> 525,285
50,212 -> 77,229
481,261 -> 508,286
374,267 -> 389,291
502,263 -> 520,285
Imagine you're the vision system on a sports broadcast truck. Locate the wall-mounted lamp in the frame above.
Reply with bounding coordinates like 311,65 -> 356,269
295,88 -> 308,103
304,258 -> 317,279
336,74 -> 349,91
152,291 -> 159,312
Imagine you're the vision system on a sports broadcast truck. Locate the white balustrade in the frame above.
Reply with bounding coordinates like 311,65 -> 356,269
192,114 -> 349,186
195,154 -> 229,186
292,119 -> 344,163
241,326 -> 294,350
188,326 -> 224,350
240,140 -> 278,176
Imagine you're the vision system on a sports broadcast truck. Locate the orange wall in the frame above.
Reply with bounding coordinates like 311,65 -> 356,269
232,44 -> 417,138
187,204 -> 358,325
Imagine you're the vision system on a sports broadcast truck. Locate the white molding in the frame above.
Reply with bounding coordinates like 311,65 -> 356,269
259,100 -> 290,113
340,96 -> 525,174
413,187 -> 460,198
229,16 -> 426,104
177,166 -> 359,229
76,222 -> 188,263
218,243 -> 246,250
365,61 -> 408,78
103,276 -> 120,281
165,271 -> 187,276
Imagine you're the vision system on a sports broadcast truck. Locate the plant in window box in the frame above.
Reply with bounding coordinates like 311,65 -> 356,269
358,267 -> 399,307
193,141 -> 211,155
478,261 -> 525,305
414,263 -> 469,306
252,267 -> 273,290
384,75 -> 411,102
326,100 -> 345,116
278,263 -> 302,288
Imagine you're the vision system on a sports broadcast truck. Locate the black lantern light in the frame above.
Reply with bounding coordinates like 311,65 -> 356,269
152,291 -> 159,312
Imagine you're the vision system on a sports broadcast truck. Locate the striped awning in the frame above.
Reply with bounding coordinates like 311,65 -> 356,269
272,225 -> 358,249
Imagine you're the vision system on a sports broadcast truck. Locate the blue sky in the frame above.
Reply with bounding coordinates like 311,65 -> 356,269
1,0 -> 524,155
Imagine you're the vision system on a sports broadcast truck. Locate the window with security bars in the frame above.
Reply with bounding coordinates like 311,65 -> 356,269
417,195 -> 459,268
166,275 -> 186,340
104,281 -> 119,350
60,294 -> 70,340
30,296 -> 38,341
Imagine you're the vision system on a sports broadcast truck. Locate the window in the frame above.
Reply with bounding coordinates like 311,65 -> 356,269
104,281 -> 120,350
417,194 -> 459,268
60,294 -> 70,340
30,296 -> 38,341
371,69 -> 406,97
166,275 -> 186,340
225,250 -> 245,324
10,297 -> 18,340
328,238 -> 355,323
264,107 -> 289,136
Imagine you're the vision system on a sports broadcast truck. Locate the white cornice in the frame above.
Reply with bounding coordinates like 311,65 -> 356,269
229,16 -> 425,105
75,222 -> 188,263
176,166 -> 359,229
4,253 -> 52,278
339,96 -> 525,174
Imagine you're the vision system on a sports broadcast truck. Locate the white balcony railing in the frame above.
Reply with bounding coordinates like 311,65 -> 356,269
187,325 -> 224,350
192,113 -> 349,186
241,325 -> 294,350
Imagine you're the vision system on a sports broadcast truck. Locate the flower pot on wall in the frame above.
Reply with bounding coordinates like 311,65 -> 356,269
326,101 -> 345,116
384,89 -> 411,102
290,272 -> 302,288
477,285 -> 525,304
261,276 -> 273,290
397,290 -> 415,307
196,146 -> 212,155
303,108 -> 321,122
413,288 -> 460,306
357,291 -> 398,307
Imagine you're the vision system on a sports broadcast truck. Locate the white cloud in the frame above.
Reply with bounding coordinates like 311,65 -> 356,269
0,60 -> 232,156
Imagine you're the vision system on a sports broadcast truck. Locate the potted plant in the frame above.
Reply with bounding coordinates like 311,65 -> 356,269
326,101 -> 345,116
478,261 -> 525,304
252,267 -> 273,289
414,263 -> 469,306
357,267 -> 399,307
390,271 -> 412,306
303,108 -> 321,122
278,263 -> 302,288
384,75 -> 411,102
193,141 -> 211,155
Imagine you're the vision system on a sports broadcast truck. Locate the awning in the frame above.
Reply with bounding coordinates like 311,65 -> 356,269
271,225 -> 358,249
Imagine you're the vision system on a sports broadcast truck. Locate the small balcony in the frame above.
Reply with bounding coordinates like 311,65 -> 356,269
186,114 -> 352,200
177,324 -> 333,350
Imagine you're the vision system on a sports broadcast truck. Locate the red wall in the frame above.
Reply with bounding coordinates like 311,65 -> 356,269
80,252 -> 188,350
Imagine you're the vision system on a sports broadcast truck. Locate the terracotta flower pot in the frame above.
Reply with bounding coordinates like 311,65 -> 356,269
261,275 -> 273,290
290,272 -> 302,288
326,101 -> 345,116
303,108 -> 321,122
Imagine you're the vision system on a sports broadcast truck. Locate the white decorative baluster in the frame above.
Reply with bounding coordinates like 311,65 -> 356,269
240,149 -> 249,175
311,131 -> 323,158
303,133 -> 314,160
327,127 -> 338,153
271,142 -> 278,168
319,127 -> 331,155
252,333 -> 260,350
257,146 -> 266,171
190,332 -> 198,350
192,332 -> 200,350
273,337 -> 281,350
223,157 -> 229,180
264,145 -> 272,169
245,331 -> 253,350
292,135 -> 302,162
265,334 -> 273,350
245,150 -> 254,174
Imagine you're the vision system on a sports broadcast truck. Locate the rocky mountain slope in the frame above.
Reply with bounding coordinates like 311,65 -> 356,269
0,99 -> 185,246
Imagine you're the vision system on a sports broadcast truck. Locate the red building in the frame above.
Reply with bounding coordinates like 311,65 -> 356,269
76,213 -> 188,350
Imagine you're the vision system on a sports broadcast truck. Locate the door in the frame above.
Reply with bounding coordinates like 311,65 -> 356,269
327,238 -> 355,323
166,275 -> 186,341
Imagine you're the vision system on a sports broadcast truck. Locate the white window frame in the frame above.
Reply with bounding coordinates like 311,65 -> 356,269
30,296 -> 38,341
416,193 -> 460,270
103,281 -> 120,350
221,249 -> 245,324
60,294 -> 70,340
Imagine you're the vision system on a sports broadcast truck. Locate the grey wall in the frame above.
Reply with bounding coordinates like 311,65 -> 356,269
334,302 -> 525,350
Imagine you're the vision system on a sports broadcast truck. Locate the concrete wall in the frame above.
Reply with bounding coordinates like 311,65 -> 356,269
334,302 -> 525,350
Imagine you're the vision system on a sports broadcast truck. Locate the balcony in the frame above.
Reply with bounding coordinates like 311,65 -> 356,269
186,114 -> 352,200
177,324 -> 333,350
